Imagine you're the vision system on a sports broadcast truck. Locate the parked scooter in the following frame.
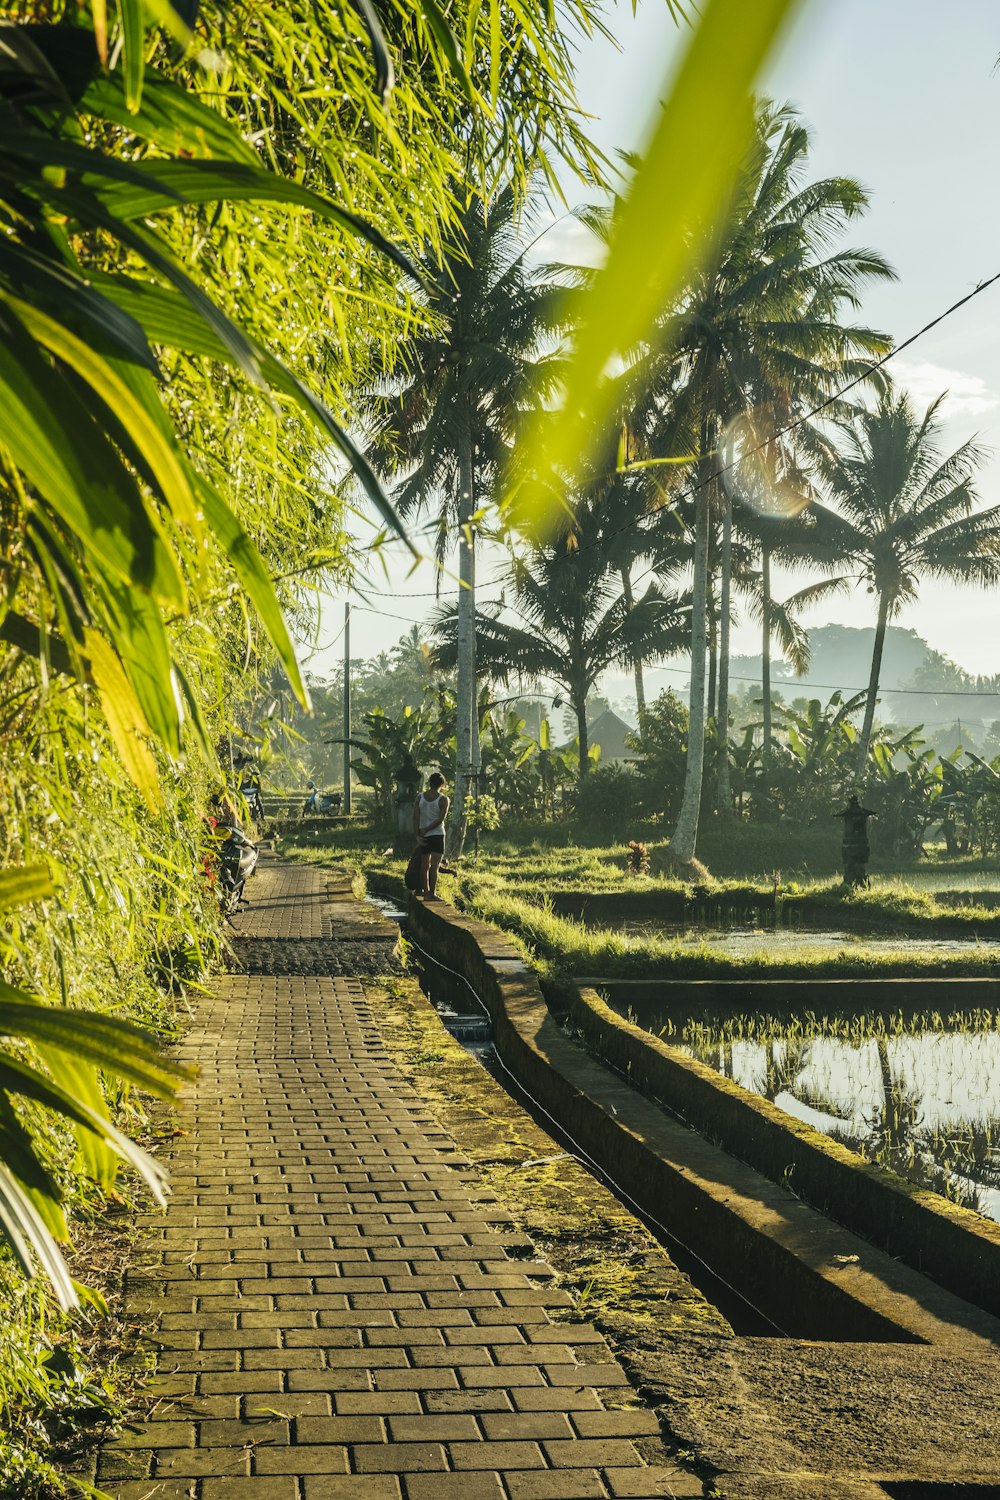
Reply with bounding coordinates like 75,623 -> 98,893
302,783 -> 342,817
240,779 -> 265,823
214,822 -> 259,912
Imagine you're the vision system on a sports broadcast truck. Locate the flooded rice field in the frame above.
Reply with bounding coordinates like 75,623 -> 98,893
623,1003 -> 1000,1222
619,919 -> 1000,961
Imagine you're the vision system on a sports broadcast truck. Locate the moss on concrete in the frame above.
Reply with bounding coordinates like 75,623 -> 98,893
366,973 -> 730,1347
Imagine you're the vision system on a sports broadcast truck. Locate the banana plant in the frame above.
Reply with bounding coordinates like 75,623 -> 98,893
0,865 -> 188,1309
866,729 -> 940,856
478,705 -> 538,819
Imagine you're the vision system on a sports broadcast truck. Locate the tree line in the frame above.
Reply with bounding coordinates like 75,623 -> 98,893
360,105 -> 1000,863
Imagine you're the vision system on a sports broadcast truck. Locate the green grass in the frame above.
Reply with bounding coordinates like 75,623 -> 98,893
280,823 -> 1000,979
452,882 -> 1000,979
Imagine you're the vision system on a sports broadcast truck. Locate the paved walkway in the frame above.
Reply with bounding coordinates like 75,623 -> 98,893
99,858 -> 695,1499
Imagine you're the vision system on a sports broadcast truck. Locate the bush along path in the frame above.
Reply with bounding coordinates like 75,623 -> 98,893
91,854 -> 695,1499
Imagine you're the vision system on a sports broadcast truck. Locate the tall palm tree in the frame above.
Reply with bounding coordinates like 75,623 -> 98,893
637,105 -> 894,855
575,430 -> 688,724
433,501 -> 687,781
727,443 -> 814,765
795,390 -> 1000,772
363,183 -> 562,850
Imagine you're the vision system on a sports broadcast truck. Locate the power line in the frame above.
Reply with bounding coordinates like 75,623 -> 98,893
351,602 -> 437,626
397,266 -> 1000,573
646,664 -> 1000,698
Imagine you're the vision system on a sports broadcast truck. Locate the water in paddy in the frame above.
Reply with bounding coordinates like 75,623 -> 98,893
636,1008 -> 1000,1222
620,920 -> 1000,961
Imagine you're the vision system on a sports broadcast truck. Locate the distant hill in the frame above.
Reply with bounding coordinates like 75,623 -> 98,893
730,623 -> 1000,753
730,623 -> 930,698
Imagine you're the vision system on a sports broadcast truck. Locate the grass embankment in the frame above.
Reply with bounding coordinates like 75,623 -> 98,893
279,825 -> 1000,982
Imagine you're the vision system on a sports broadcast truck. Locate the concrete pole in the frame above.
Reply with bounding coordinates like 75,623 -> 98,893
343,602 -> 352,814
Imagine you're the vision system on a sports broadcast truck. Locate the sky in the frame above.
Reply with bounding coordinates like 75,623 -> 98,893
308,0 -> 1000,692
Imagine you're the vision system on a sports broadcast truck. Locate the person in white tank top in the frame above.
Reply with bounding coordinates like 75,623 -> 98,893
413,771 -> 449,897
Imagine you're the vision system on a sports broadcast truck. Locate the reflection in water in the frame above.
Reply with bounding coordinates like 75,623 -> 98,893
676,1021 -> 1000,1221
622,920 -> 1000,960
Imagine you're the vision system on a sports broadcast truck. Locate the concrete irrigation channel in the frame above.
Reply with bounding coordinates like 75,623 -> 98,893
381,883 -> 1000,1497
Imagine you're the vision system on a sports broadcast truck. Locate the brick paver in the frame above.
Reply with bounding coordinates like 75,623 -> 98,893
101,859 -> 698,1498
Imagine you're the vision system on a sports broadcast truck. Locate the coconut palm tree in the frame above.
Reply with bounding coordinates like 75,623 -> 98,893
793,390 -> 1000,773
433,501 -> 687,782
362,182 -> 562,851
636,105 -> 894,854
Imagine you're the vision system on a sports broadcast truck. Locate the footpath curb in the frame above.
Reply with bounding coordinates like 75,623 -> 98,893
405,892 -> 1000,1347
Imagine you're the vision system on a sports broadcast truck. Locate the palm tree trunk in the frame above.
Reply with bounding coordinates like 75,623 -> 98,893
575,695 -> 590,780
716,493 -> 732,818
451,414 -> 476,855
761,539 -> 772,767
707,599 -> 718,723
857,591 -> 889,775
620,566 -> 646,720
670,473 -> 712,863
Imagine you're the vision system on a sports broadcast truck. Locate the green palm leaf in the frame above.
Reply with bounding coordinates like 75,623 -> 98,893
82,72 -> 259,162
0,982 -> 186,1096
0,300 -> 185,603
0,1163 -> 76,1309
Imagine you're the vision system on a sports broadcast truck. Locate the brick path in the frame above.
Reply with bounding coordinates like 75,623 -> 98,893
99,858 -> 697,1499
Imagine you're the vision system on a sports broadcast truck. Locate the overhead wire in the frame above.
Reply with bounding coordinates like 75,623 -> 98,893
644,665 -> 1000,698
373,266 -> 1000,574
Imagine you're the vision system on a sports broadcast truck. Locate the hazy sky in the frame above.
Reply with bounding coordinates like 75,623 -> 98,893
309,0 -> 1000,686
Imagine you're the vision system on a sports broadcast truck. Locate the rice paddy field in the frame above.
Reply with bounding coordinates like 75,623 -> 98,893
615,1004 -> 1000,1223
285,824 -> 1000,1221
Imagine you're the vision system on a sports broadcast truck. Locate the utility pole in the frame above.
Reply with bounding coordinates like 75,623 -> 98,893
343,602 -> 352,814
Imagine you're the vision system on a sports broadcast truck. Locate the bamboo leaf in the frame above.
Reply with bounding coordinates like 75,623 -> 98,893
84,629 -> 163,809
194,479 -> 310,710
421,0 -> 474,101
489,0 -> 500,106
0,865 -> 55,913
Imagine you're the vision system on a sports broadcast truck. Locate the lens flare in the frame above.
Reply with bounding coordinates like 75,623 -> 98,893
719,408 -> 810,520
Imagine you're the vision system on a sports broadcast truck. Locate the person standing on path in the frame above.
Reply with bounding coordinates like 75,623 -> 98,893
414,771 -> 449,897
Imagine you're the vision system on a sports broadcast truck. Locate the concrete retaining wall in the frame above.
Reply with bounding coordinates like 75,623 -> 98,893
567,984 -> 1000,1315
403,892 -> 1000,1340
549,886 -> 1000,941
579,975 -> 1000,1014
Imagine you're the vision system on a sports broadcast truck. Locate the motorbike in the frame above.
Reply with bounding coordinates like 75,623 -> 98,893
302,786 -> 342,817
240,780 -> 265,823
214,822 -> 259,912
